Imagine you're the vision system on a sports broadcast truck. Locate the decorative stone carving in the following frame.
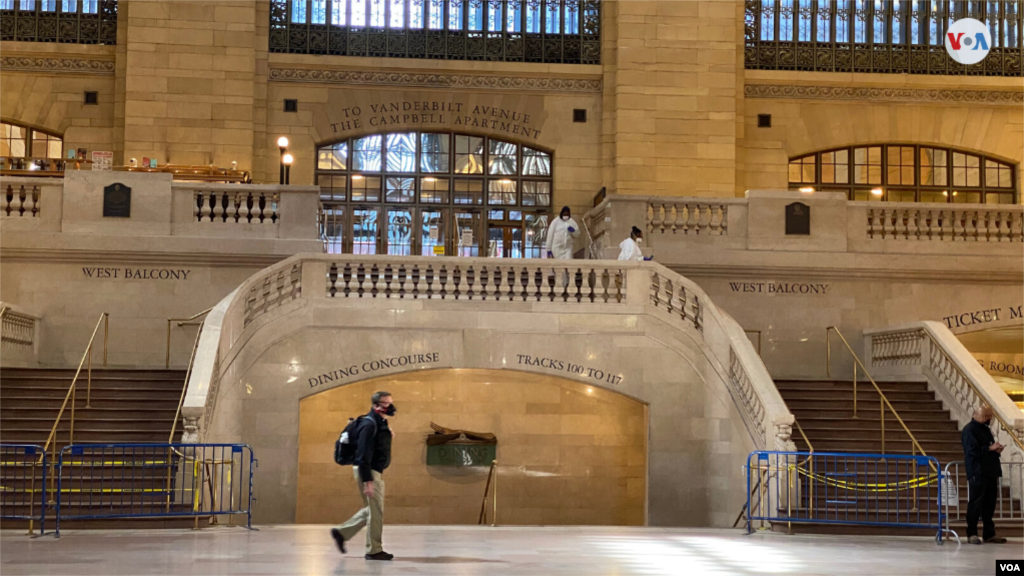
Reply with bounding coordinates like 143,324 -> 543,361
181,416 -> 200,444
774,422 -> 797,452
269,68 -> 602,93
0,56 -> 115,75
744,84 -> 1024,105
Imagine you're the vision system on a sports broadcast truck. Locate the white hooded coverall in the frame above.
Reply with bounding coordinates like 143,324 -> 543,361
544,216 -> 580,259
618,237 -> 644,261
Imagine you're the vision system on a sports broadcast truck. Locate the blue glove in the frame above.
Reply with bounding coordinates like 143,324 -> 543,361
567,226 -> 576,233
643,256 -> 653,261
547,251 -> 553,258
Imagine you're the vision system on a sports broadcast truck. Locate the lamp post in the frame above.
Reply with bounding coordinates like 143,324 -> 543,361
277,136 -> 289,184
282,153 -> 293,185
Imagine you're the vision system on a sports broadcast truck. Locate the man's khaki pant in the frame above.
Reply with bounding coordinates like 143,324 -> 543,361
335,468 -> 384,554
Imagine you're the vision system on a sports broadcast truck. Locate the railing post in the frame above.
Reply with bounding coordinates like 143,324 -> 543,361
166,320 -> 173,368
86,343 -> 92,409
853,363 -> 857,419
301,260 -> 327,300
491,460 -> 498,527
826,327 -> 831,379
880,400 -> 885,455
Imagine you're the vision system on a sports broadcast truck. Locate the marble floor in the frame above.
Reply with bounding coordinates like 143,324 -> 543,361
1,525 -> 1020,576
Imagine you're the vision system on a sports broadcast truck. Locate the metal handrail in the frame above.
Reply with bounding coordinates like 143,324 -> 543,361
168,320 -> 206,444
918,329 -> 1024,454
165,307 -> 213,368
40,312 -> 108,502
826,326 -> 935,470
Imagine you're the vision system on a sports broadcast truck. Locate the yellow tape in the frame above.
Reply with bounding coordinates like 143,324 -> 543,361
1,487 -> 195,494
794,466 -> 938,492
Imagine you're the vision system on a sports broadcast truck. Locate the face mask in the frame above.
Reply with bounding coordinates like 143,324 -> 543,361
561,215 -> 570,221
384,404 -> 397,417
635,237 -> 642,244
374,403 -> 396,417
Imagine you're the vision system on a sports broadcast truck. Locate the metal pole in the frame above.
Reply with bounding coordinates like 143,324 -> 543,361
70,379 -> 76,445
86,343 -> 92,409
491,460 -> 497,527
826,328 -> 831,379
166,320 -> 172,368
103,312 -> 108,367
26,462 -> 35,535
880,399 -> 885,455
853,363 -> 857,418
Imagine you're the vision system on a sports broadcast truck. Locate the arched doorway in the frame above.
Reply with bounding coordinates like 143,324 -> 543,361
297,369 -> 647,526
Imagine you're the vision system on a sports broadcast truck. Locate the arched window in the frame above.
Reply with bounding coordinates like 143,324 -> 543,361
1,120 -> 64,165
269,0 -> 601,64
788,145 -> 1018,204
316,131 -> 553,257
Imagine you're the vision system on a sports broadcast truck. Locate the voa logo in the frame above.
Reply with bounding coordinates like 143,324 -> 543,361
998,559 -> 1024,575
945,18 -> 992,65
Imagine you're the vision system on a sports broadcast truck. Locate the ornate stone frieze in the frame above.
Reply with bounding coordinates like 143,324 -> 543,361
269,67 -> 602,92
744,83 -> 1024,104
0,56 -> 115,75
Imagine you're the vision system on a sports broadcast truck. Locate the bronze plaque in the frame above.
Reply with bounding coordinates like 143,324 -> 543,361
785,202 -> 810,235
103,183 -> 131,218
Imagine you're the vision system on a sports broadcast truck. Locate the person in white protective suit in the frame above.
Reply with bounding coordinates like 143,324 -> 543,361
544,206 -> 579,260
618,226 -> 650,261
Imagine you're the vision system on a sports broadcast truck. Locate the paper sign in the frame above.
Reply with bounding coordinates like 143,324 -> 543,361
149,158 -> 158,168
433,245 -> 444,255
429,226 -> 439,241
941,475 -> 958,507
91,151 -> 113,171
461,229 -> 473,246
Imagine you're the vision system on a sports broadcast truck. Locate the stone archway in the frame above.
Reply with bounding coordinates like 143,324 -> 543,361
297,368 -> 647,526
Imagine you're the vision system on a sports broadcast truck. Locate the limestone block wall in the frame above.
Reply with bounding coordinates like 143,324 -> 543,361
297,369 -> 647,526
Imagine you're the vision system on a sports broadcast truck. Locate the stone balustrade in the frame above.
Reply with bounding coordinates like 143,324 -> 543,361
865,322 -> 1024,461
583,191 -> 1023,259
0,302 -> 40,367
2,182 -> 42,218
864,204 -> 1023,243
183,255 -> 794,455
193,186 -> 279,224
648,200 -> 732,236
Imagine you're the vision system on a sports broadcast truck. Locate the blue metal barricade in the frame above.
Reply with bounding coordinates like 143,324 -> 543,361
0,444 -> 47,535
746,451 -> 948,543
55,443 -> 256,537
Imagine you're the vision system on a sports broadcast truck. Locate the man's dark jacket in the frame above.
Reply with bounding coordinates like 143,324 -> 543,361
352,409 -> 392,483
961,419 -> 1002,480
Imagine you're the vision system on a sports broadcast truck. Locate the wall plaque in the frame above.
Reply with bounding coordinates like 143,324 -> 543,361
103,183 -> 131,218
426,422 -> 497,466
785,202 -> 810,235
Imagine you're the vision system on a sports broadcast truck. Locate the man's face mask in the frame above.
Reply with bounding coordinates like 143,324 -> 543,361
380,404 -> 396,417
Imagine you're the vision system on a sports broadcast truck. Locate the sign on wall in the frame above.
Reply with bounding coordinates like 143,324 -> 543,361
102,183 -> 131,218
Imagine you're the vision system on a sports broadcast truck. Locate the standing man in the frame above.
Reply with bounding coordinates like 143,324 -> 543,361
331,391 -> 396,560
961,404 -> 1007,544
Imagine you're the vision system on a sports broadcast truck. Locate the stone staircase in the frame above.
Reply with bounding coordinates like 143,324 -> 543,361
776,379 -> 1022,537
0,368 -> 190,529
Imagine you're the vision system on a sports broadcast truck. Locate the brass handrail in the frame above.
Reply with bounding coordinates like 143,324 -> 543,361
165,318 -> 207,514
41,312 -> 109,502
165,307 -> 213,368
918,329 -> 1024,454
826,326 -> 935,470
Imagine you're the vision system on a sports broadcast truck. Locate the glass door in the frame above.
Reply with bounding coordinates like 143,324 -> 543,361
351,207 -> 380,254
454,210 -> 482,257
419,208 -> 447,256
386,207 -> 414,255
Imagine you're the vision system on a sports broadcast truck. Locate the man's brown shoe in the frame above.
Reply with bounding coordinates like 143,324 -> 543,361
968,536 -> 982,545
984,536 -> 1008,544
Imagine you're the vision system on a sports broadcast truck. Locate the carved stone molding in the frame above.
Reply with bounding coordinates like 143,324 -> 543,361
269,67 -> 602,93
744,83 -> 1024,105
0,56 -> 115,75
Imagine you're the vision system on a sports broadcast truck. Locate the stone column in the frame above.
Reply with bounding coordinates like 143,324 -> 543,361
602,1 -> 742,198
120,1 -> 258,169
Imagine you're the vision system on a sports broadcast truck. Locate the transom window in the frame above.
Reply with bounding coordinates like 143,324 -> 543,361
746,1 -> 1024,77
317,131 -> 553,258
0,0 -> 116,44
269,0 -> 600,64
789,144 -> 1018,204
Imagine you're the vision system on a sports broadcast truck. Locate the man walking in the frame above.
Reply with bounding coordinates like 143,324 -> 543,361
961,404 -> 1007,545
331,391 -> 396,560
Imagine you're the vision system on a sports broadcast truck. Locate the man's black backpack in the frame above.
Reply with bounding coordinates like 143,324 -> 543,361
334,416 -> 377,466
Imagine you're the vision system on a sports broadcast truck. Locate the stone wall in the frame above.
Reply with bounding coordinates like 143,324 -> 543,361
297,369 -> 646,526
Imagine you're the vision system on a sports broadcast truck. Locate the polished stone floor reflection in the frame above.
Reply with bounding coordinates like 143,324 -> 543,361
1,525 -> 1018,575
